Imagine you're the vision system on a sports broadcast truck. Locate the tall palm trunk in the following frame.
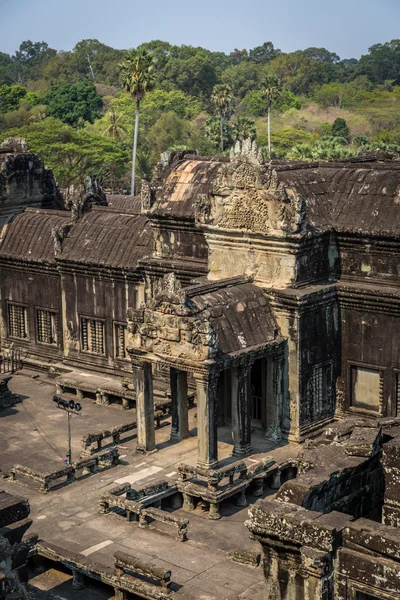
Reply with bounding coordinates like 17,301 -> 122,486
131,100 -> 140,195
220,112 -> 224,152
267,103 -> 271,159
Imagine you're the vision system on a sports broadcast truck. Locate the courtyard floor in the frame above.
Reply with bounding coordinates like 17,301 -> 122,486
0,369 -> 299,600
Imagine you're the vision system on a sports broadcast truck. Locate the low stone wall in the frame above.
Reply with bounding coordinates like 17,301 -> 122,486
99,480 -> 188,542
33,539 -> 173,599
177,456 -> 275,519
9,447 -> 120,493
80,414 -> 163,458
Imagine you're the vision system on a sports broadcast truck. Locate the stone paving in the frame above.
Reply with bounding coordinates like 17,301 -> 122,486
0,370 -> 298,599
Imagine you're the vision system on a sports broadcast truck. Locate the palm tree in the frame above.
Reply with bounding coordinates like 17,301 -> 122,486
103,108 -> 126,143
119,49 -> 156,195
210,84 -> 233,152
261,76 -> 281,159
232,116 -> 256,141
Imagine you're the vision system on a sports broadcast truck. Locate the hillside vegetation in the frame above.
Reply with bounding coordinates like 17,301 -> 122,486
0,38 -> 399,191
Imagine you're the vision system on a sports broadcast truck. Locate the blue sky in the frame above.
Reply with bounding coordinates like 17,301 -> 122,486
1,0 -> 399,59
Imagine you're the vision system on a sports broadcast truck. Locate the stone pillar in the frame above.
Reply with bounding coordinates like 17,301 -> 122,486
133,362 -> 155,453
265,356 -> 284,442
231,365 -> 253,457
170,368 -> 189,441
195,372 -> 219,469
71,570 -> 85,590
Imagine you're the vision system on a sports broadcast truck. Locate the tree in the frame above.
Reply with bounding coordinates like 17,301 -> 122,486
119,49 -> 156,195
302,47 -> 340,64
358,40 -> 400,85
147,111 -> 189,161
249,42 -> 281,64
0,118 -> 128,192
103,108 -> 126,142
260,76 -> 281,158
205,115 -> 233,151
0,85 -> 27,113
331,118 -> 350,143
210,84 -> 233,152
232,116 -> 256,141
45,81 -> 102,126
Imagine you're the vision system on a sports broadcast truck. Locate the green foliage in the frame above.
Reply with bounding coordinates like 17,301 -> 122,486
147,112 -> 190,160
248,42 -> 281,64
0,84 -> 27,113
205,115 -> 232,150
287,136 -> 355,160
1,35 -> 400,188
45,81 -> 102,126
119,49 -> 156,104
232,116 -> 256,141
358,40 -> 400,84
331,117 -> 350,143
241,88 -> 300,117
221,62 -> 266,100
258,127 -> 314,157
141,89 -> 202,126
0,118 -> 127,188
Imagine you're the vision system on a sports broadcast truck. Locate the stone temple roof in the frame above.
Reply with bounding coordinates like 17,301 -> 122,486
149,158 -> 223,220
105,195 -> 141,214
187,279 -> 279,355
59,206 -> 152,269
147,152 -> 400,238
0,206 -> 153,271
274,159 -> 400,237
0,209 -> 69,264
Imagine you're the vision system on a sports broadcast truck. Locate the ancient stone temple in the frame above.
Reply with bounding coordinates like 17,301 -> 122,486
2,138 -> 400,599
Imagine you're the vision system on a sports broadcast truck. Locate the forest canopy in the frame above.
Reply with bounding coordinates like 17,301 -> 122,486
1,37 -> 400,191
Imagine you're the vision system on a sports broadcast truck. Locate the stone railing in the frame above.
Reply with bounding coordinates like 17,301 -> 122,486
33,539 -> 173,599
80,414 -> 164,457
99,480 -> 188,542
177,456 -> 275,520
114,551 -> 172,589
138,506 -> 188,542
9,447 -> 119,493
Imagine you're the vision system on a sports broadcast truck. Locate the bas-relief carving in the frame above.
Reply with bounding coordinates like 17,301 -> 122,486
196,140 -> 307,237
128,273 -> 218,364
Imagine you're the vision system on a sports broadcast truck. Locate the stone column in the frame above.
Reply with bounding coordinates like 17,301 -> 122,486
265,356 -> 284,442
195,372 -> 219,469
231,365 -> 253,457
133,362 -> 155,453
170,368 -> 189,441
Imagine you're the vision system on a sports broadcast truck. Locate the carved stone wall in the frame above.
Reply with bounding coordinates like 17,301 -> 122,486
0,138 -> 63,235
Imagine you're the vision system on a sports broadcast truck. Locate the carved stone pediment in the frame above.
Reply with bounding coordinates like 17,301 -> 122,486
127,273 -> 218,363
195,142 -> 307,236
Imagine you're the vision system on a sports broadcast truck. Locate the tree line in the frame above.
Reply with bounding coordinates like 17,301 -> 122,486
0,38 -> 399,193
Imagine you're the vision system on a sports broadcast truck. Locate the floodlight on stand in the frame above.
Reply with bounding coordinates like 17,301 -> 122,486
75,403 -> 82,412
69,399 -> 75,410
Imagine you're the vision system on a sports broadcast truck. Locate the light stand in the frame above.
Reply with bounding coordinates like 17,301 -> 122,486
52,395 -> 82,464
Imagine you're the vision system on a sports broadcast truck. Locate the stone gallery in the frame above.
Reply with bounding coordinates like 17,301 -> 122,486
1,136 -> 400,599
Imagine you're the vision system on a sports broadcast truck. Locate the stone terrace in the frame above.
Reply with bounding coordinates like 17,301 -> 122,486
0,370 -> 297,600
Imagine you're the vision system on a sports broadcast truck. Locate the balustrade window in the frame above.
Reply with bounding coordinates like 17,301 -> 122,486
115,323 -> 128,359
7,304 -> 28,340
81,317 -> 105,355
311,362 -> 333,419
37,309 -> 58,345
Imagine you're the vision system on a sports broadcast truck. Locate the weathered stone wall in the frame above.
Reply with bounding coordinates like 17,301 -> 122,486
0,267 -> 63,361
0,139 -> 63,234
60,269 -> 144,374
338,293 -> 400,417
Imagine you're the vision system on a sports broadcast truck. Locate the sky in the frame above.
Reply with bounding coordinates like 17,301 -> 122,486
1,0 -> 399,59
